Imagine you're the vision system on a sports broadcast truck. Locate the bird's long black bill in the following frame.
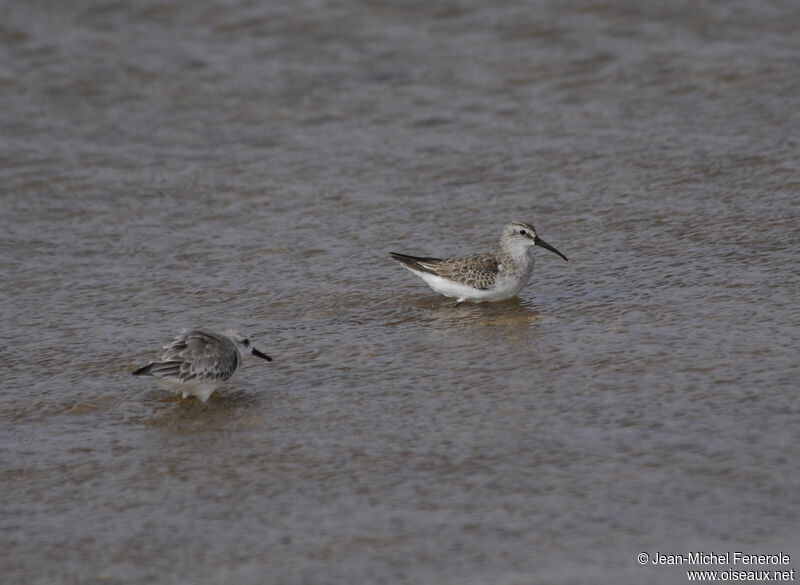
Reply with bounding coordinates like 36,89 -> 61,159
251,348 -> 273,361
534,236 -> 569,261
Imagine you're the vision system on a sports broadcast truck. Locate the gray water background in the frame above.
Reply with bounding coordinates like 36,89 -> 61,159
1,1 -> 799,583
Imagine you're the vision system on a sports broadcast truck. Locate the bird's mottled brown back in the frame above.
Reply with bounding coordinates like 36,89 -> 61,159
434,252 -> 501,289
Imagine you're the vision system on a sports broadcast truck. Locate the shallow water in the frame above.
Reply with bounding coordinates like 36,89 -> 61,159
2,1 -> 799,583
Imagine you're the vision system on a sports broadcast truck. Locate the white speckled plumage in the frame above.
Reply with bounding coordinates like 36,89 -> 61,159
132,329 -> 272,401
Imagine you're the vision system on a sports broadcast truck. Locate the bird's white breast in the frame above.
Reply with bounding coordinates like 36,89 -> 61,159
417,271 -> 528,302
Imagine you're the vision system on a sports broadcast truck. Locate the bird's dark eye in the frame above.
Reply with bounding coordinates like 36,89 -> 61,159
519,229 -> 527,235
243,339 -> 250,346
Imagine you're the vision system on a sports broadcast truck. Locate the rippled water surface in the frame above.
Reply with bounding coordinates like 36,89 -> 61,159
2,1 -> 799,583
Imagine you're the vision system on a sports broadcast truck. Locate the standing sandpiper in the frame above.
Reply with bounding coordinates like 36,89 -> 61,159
132,329 -> 272,402
390,220 -> 568,304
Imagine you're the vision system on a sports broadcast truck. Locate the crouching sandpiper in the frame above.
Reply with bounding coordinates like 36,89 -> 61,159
132,329 -> 272,402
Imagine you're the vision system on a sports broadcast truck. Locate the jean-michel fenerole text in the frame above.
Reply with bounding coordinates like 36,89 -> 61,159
650,552 -> 791,566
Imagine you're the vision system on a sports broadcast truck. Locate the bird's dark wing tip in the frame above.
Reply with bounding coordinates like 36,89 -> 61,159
132,363 -> 153,376
390,252 -> 444,276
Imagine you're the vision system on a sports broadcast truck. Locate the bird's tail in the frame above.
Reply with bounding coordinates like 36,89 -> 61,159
132,361 -> 181,377
389,252 -> 442,275
132,363 -> 154,376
